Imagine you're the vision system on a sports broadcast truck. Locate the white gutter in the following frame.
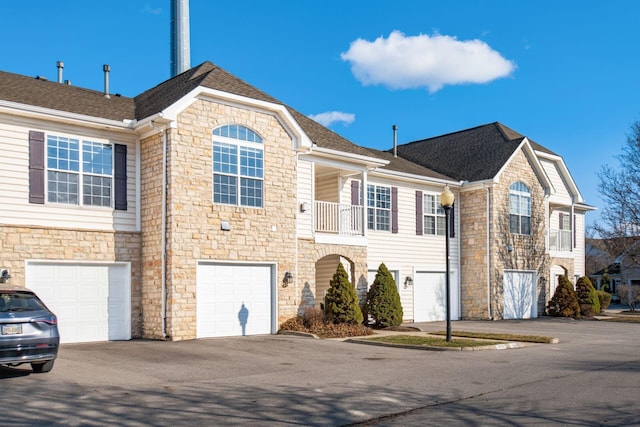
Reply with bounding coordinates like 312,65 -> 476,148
486,185 -> 492,319
150,120 -> 168,339
310,145 -> 388,168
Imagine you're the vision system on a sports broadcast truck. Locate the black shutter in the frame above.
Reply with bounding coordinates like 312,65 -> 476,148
391,187 -> 398,234
114,144 -> 128,210
450,202 -> 456,238
415,191 -> 423,235
29,131 -> 45,204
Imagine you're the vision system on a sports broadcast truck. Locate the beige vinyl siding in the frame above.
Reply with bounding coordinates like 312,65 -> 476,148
0,119 -> 138,231
296,159 -> 313,238
541,159 -> 572,203
574,212 -> 586,276
364,177 -> 459,322
315,254 -> 340,308
315,172 -> 339,203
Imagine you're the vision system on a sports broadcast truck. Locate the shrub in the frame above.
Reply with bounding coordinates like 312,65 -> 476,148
547,275 -> 580,318
616,285 -> 640,311
324,263 -> 364,324
597,290 -> 612,310
364,263 -> 403,328
576,276 -> 600,317
278,308 -> 373,338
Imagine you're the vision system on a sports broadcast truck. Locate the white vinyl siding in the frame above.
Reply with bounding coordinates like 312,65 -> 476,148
296,159 -> 313,238
541,159 -> 572,203
0,122 -> 137,231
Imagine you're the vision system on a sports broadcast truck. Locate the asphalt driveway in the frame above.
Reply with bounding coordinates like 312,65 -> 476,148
2,317 -> 639,426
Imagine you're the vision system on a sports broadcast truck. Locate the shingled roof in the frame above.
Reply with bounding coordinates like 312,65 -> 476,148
0,70 -> 135,122
394,122 -> 548,182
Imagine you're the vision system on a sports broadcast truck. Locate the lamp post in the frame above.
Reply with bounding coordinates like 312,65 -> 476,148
440,185 -> 455,342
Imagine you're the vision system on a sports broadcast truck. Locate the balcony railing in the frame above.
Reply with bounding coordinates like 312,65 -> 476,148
549,229 -> 572,252
314,201 -> 364,236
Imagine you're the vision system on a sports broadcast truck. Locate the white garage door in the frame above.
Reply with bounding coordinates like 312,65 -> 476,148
196,263 -> 274,338
26,262 -> 131,344
503,271 -> 537,319
414,271 -> 459,322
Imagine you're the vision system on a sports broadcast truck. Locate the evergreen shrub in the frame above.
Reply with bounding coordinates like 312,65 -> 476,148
576,276 -> 600,317
597,290 -> 612,311
324,263 -> 363,324
547,275 -> 580,318
364,263 -> 403,328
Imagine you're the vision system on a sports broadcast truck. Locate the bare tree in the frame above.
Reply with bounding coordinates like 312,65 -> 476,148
595,120 -> 640,264
616,284 -> 640,311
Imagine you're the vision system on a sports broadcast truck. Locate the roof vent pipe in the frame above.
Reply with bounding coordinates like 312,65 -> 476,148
393,124 -> 398,157
170,0 -> 191,76
57,61 -> 64,83
103,64 -> 111,99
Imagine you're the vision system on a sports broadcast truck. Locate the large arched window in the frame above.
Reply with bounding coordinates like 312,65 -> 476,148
509,181 -> 531,235
212,125 -> 264,208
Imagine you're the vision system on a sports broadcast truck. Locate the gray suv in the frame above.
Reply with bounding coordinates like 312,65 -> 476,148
0,286 -> 59,373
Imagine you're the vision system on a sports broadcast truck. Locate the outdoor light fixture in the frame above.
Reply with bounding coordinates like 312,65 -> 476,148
0,269 -> 10,284
440,185 -> 455,342
282,271 -> 293,287
507,244 -> 513,253
404,276 -> 413,288
300,202 -> 310,213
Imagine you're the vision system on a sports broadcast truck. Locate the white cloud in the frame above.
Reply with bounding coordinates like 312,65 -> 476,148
341,30 -> 516,93
308,111 -> 356,127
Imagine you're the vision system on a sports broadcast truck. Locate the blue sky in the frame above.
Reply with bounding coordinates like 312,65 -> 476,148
2,1 -> 639,227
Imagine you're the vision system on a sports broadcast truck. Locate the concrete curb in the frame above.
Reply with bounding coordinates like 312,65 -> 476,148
344,337 -> 534,351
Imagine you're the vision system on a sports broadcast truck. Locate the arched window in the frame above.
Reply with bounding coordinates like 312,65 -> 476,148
509,182 -> 531,235
212,125 -> 264,208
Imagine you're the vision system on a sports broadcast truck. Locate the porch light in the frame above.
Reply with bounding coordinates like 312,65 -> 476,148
300,202 -> 310,213
282,271 -> 293,287
404,276 -> 413,289
440,185 -> 455,342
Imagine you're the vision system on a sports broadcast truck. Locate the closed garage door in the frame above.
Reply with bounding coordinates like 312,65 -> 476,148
503,271 -> 537,319
196,263 -> 274,338
26,262 -> 131,344
414,271 -> 459,322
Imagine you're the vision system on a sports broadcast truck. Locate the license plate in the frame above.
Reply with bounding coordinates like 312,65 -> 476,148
1,324 -> 22,335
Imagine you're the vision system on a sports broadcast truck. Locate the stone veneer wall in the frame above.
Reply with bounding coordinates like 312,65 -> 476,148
0,225 -> 142,336
295,239 -> 367,321
146,99 -> 299,341
489,148 -> 549,318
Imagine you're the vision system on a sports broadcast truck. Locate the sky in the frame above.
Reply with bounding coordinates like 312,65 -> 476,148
2,0 -> 639,228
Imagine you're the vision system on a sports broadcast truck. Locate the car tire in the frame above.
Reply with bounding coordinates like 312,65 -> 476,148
31,360 -> 54,373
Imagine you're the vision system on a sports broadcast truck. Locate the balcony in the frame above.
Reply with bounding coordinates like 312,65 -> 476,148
549,229 -> 572,252
314,201 -> 364,236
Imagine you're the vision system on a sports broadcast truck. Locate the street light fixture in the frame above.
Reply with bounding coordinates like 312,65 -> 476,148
440,185 -> 455,342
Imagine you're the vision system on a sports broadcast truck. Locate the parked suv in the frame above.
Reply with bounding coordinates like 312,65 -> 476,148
0,286 -> 59,373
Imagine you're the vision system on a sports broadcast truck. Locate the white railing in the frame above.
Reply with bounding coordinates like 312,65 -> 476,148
548,229 -> 572,252
314,201 -> 364,236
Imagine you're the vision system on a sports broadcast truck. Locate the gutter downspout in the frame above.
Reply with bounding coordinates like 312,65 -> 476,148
151,121 -> 168,338
486,185 -> 493,320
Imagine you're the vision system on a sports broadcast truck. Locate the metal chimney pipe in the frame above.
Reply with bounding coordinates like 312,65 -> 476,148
170,0 -> 191,77
103,64 -> 111,98
57,61 -> 64,83
393,125 -> 398,157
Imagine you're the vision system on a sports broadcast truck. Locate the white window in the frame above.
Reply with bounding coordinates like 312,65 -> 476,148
213,125 -> 264,208
367,185 -> 390,231
509,182 -> 531,235
423,194 -> 446,236
46,135 -> 112,207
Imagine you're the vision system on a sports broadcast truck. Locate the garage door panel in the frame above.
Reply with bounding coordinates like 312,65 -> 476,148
197,263 -> 274,338
503,271 -> 536,319
414,271 -> 459,322
27,263 -> 130,343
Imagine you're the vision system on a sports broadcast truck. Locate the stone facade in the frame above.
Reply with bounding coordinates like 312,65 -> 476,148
459,148 -> 550,319
140,99 -> 299,340
0,225 -> 142,336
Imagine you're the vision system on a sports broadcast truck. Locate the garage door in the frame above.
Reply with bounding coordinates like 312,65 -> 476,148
414,271 -> 459,322
503,271 -> 537,319
26,263 -> 131,343
196,263 -> 274,338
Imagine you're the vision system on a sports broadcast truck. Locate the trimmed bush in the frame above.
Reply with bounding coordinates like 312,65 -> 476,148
547,275 -> 580,318
364,263 -> 403,328
576,276 -> 600,317
324,263 -> 363,324
597,290 -> 612,311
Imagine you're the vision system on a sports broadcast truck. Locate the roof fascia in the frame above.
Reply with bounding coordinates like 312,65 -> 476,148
536,149 -> 584,203
369,168 -> 459,187
0,100 -> 137,133
144,86 -> 313,151
494,138 -> 553,196
310,146 -> 388,169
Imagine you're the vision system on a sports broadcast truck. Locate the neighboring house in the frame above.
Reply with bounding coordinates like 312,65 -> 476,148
590,238 -> 640,294
0,61 -> 594,343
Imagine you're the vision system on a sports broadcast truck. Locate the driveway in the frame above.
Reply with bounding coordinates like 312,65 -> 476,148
2,318 -> 639,426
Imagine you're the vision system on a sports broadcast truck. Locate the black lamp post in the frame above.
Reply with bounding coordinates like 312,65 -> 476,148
440,185 -> 455,342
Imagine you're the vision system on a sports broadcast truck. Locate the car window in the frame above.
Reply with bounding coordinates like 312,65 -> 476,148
0,292 -> 47,312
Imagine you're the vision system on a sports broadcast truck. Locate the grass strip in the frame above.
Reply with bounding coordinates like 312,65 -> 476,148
430,331 -> 554,343
364,335 -> 504,348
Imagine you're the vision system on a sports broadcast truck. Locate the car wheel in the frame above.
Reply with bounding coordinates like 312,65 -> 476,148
31,360 -> 55,373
